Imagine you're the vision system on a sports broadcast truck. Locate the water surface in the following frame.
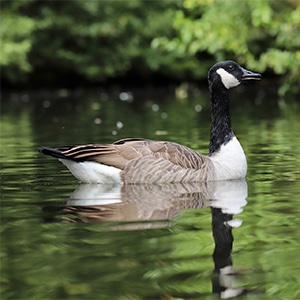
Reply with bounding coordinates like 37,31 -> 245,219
1,87 -> 300,299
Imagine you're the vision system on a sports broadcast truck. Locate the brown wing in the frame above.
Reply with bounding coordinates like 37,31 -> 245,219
40,138 -> 214,182
56,138 -> 209,170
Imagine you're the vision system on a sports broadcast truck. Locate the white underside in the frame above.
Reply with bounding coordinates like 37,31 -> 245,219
59,159 -> 122,184
210,136 -> 247,180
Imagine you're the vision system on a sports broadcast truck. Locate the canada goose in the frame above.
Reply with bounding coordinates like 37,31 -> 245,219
39,60 -> 261,184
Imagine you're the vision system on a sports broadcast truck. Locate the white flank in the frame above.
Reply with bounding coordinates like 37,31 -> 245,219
210,137 -> 247,180
216,68 -> 240,89
59,159 -> 122,184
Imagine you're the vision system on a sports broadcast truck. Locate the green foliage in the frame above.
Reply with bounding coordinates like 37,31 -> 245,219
1,0 -> 299,94
153,0 -> 300,94
1,0 -> 180,84
0,2 -> 35,82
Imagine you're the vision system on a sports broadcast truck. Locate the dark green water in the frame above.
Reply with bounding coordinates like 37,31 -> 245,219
1,86 -> 300,299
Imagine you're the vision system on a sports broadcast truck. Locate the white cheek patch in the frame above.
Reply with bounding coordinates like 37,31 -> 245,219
216,68 -> 240,89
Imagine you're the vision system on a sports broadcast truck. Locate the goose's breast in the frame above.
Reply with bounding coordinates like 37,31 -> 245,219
210,137 -> 247,180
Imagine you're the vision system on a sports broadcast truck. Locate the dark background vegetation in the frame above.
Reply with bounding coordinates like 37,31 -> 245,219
1,0 -> 300,95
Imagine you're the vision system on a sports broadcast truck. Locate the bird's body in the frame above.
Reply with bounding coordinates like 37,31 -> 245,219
39,61 -> 261,184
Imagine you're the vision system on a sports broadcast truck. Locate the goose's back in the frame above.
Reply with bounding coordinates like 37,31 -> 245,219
116,139 -> 215,183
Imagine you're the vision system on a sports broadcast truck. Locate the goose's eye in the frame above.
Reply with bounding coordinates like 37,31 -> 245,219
228,65 -> 234,71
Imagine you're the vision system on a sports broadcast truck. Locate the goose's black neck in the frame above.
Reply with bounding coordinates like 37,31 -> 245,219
209,87 -> 234,155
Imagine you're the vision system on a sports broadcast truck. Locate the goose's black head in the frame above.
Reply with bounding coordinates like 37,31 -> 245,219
208,60 -> 261,91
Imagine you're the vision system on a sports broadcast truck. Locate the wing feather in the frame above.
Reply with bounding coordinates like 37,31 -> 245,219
41,138 -> 213,181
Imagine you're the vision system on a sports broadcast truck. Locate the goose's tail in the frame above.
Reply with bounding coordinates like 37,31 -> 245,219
39,146 -> 72,160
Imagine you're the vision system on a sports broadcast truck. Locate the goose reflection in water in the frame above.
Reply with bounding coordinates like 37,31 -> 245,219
42,180 -> 251,298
